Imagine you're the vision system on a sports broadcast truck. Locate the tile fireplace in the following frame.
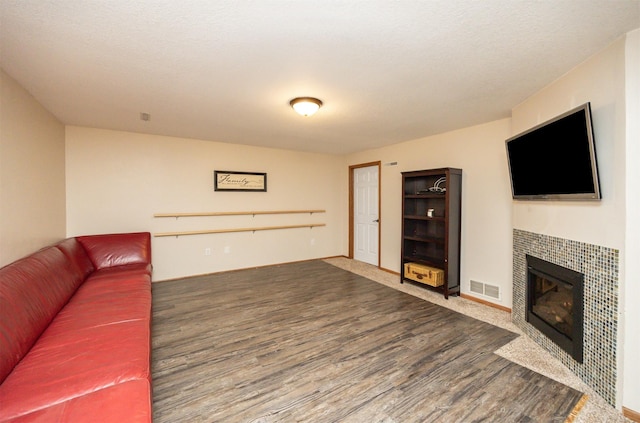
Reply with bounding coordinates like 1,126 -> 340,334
513,229 -> 619,406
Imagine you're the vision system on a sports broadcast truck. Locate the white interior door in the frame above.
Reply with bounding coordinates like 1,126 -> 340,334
353,165 -> 379,265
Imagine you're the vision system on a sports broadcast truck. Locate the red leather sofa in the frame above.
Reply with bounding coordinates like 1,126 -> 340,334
0,233 -> 153,422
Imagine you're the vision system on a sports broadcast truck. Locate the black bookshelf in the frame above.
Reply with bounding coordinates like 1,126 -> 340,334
400,168 -> 462,299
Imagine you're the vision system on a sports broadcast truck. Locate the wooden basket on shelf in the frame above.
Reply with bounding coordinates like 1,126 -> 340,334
404,262 -> 444,287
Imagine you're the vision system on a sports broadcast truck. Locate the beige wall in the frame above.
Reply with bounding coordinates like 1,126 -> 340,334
511,37 -> 627,250
345,118 -> 514,308
0,70 -> 66,266
65,126 -> 347,281
511,35 -> 632,409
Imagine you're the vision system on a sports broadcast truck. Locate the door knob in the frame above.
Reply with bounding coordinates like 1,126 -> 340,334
373,219 -> 379,223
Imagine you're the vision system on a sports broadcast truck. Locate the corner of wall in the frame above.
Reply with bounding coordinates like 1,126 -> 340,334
0,70 -> 66,265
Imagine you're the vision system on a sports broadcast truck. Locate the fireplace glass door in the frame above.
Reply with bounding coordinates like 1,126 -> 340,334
531,273 -> 574,338
526,255 -> 584,363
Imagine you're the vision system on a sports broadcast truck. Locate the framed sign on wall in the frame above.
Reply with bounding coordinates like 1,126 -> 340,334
214,171 -> 267,192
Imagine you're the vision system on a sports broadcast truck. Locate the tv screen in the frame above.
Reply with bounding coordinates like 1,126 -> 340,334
505,103 -> 601,201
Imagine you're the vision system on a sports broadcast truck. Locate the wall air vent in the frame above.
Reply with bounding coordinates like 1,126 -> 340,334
469,280 -> 501,300
470,280 -> 483,295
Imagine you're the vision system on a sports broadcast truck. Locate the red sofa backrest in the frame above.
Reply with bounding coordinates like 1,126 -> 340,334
0,246 -> 86,384
55,238 -> 95,279
76,232 -> 151,270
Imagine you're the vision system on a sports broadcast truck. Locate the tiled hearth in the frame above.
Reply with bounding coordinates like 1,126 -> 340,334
512,229 -> 619,406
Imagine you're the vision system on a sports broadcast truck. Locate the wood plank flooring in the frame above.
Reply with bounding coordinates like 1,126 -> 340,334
151,260 -> 583,422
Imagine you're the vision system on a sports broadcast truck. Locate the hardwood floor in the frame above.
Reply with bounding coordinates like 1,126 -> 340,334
151,260 -> 583,422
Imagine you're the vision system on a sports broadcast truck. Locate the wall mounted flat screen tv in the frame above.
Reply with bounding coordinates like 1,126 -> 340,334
505,102 -> 601,201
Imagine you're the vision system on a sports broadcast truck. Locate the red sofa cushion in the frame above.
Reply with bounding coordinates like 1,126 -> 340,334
0,318 -> 150,419
76,233 -> 151,271
0,267 -> 151,419
44,274 -> 151,335
0,247 -> 84,384
1,379 -> 151,423
88,263 -> 153,280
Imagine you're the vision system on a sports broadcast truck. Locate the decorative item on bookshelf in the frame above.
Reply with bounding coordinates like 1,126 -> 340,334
428,176 -> 447,193
404,262 -> 444,287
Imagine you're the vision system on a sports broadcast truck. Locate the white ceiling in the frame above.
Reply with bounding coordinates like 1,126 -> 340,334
1,1 -> 639,155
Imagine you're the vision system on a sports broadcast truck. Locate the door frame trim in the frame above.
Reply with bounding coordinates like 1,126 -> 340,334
349,161 -> 382,267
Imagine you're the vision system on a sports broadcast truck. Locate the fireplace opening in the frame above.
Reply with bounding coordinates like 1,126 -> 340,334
526,255 -> 584,363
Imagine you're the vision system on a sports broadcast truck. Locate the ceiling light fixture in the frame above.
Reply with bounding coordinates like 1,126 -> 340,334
290,97 -> 322,117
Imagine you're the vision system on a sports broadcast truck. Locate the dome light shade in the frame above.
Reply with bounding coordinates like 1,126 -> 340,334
290,97 -> 322,116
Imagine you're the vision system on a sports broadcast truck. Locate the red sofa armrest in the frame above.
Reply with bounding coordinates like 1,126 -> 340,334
76,233 -> 151,271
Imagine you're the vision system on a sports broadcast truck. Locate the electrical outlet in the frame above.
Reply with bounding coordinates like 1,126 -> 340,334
204,248 -> 211,256
224,246 -> 231,254
310,238 -> 315,246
